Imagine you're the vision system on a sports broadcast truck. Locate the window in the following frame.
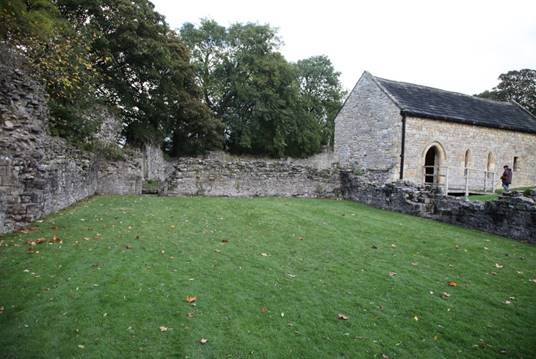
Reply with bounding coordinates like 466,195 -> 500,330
513,156 -> 520,171
464,149 -> 472,169
486,152 -> 496,172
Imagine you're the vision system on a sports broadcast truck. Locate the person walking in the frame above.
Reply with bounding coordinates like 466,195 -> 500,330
500,165 -> 512,192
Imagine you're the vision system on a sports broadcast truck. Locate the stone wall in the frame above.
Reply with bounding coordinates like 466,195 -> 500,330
0,47 -> 143,234
165,156 -> 340,198
340,171 -> 536,243
403,116 -> 536,190
334,71 -> 402,180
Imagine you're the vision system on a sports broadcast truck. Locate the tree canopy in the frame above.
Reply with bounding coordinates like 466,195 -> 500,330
180,19 -> 345,157
1,5 -> 344,158
477,69 -> 536,115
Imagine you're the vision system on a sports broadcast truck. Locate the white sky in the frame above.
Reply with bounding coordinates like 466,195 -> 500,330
151,0 -> 536,94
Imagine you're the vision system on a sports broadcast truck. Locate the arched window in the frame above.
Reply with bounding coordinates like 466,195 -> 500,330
487,152 -> 496,172
464,149 -> 472,169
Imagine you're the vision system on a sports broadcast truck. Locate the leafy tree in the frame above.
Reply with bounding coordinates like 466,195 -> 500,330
56,0 -> 224,152
477,69 -> 536,115
295,56 -> 346,147
180,20 -> 344,157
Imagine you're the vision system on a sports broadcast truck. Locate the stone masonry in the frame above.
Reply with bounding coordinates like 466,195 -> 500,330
334,71 -> 536,191
403,116 -> 536,189
340,171 -> 536,243
165,156 -> 340,198
334,71 -> 402,180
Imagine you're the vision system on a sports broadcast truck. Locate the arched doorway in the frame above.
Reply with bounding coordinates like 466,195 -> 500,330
423,142 -> 447,185
424,146 -> 438,183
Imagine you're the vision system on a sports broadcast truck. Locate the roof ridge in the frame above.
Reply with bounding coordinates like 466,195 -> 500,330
372,74 -> 516,108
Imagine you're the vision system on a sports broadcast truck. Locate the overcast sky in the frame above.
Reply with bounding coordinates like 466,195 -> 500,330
151,0 -> 535,94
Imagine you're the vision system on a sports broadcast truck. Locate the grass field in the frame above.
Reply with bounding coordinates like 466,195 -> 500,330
1,196 -> 535,358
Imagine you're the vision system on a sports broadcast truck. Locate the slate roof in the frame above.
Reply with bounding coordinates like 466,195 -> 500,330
370,73 -> 536,134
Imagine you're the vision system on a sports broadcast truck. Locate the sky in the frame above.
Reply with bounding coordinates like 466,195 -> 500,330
151,0 -> 536,94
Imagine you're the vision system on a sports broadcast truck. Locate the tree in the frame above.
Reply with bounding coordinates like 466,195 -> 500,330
180,20 -> 344,157
294,56 -> 346,147
55,0 -> 223,153
477,69 -> 536,115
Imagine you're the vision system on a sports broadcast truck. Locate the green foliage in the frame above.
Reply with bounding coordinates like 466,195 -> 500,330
56,0 -> 223,153
1,0 -> 222,153
1,196 -> 535,357
180,20 -> 344,158
1,0 -> 100,142
295,56 -> 346,147
477,69 -> 536,115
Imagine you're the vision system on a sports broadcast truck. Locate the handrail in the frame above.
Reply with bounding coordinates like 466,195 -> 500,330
422,165 -> 497,198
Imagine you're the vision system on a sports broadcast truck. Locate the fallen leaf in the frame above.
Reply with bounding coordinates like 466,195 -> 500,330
18,226 -> 38,234
441,292 -> 450,299
413,315 -> 419,321
50,235 -> 62,244
221,239 -> 229,244
159,326 -> 168,332
388,272 -> 397,277
382,354 -> 390,359
261,307 -> 268,314
78,344 -> 85,349
495,263 -> 504,269
199,338 -> 208,344
447,281 -> 457,287
26,247 -> 35,254
391,244 -> 397,248
530,278 -> 536,283
337,313 -> 349,320
185,295 -> 197,303
298,236 -> 304,241
125,245 -> 132,249
0,306 -> 4,314
504,300 -> 512,305
260,252 -> 268,257
186,312 -> 194,318
411,262 -> 417,266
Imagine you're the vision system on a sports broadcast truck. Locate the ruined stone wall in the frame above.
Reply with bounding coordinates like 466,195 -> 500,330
334,71 -> 402,180
166,157 -> 340,198
340,171 -> 536,243
403,117 -> 536,190
142,144 -> 166,181
0,47 -> 143,234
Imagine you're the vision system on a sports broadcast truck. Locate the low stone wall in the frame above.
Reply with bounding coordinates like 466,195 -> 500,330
340,171 -> 536,243
165,157 -> 340,198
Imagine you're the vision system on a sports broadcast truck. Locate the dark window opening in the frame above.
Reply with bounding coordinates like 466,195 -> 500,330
513,156 -> 520,171
424,147 -> 437,183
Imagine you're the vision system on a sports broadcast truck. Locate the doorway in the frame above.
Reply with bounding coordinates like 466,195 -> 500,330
424,146 -> 437,184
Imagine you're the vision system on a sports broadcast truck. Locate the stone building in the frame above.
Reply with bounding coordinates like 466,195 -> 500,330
334,71 -> 536,192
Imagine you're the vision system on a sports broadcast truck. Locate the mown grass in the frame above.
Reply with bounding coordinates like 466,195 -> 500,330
0,196 -> 535,358
468,187 -> 534,202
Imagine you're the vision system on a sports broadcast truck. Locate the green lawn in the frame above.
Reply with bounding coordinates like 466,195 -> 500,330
1,196 -> 535,358
468,187 -> 534,202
